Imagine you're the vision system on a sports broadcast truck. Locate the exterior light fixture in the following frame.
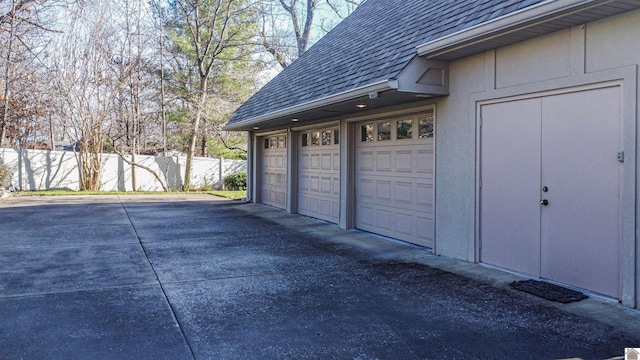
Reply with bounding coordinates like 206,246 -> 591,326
356,104 -> 366,109
253,126 -> 259,130
291,118 -> 299,122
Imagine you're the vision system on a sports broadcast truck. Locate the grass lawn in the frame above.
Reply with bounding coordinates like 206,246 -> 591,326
209,190 -> 246,199
14,189 -> 246,199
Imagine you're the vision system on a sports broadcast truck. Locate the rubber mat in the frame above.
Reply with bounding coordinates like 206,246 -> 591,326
510,279 -> 588,303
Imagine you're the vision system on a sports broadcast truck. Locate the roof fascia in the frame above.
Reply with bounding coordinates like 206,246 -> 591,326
224,79 -> 397,131
416,0 -> 609,58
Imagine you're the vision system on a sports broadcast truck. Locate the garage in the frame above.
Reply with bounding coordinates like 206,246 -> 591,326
298,127 -> 340,223
260,133 -> 287,209
479,86 -> 622,298
354,110 -> 435,248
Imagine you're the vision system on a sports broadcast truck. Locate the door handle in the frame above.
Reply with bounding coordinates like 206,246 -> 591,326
540,199 -> 549,206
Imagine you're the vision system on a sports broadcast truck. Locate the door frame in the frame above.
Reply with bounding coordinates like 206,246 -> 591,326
475,78 -> 635,304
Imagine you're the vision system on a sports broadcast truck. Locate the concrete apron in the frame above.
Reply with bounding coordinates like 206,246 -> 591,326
0,195 -> 638,360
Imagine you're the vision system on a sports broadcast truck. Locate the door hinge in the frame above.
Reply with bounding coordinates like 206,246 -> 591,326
617,151 -> 624,163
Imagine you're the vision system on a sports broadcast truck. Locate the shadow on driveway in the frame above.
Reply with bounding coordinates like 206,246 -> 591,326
0,195 -> 638,359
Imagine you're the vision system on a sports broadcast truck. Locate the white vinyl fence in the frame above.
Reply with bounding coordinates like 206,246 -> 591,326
0,148 -> 246,191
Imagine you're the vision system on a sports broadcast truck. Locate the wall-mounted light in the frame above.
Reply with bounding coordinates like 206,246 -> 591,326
291,118 -> 299,122
253,126 -> 259,130
356,104 -> 366,109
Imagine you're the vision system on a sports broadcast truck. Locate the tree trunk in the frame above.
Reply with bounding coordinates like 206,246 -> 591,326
183,84 -> 207,190
0,0 -> 16,148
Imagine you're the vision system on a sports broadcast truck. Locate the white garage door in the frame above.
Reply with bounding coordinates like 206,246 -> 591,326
355,110 -> 435,248
298,127 -> 340,223
261,134 -> 287,209
480,86 -> 621,298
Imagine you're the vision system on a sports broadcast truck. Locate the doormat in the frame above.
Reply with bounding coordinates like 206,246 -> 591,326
510,280 -> 588,303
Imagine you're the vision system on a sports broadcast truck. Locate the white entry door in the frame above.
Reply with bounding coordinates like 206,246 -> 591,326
261,134 -> 287,209
355,111 -> 435,248
480,86 -> 621,298
298,127 -> 340,223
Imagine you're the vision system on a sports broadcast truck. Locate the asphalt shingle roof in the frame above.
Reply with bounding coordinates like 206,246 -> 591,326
228,0 -> 547,126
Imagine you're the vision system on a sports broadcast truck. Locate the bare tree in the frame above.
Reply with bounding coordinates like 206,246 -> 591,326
49,1 -> 121,190
0,0 -> 64,149
257,0 -> 362,69
170,0 -> 257,190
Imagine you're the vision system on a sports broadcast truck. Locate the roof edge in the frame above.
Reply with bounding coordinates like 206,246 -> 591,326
224,79 -> 397,131
416,0 -> 609,58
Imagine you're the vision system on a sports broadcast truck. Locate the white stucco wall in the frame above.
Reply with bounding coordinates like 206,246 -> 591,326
0,148 -> 246,191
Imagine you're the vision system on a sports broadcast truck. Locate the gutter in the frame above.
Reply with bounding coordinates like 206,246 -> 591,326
416,0 -> 611,58
223,79 -> 398,131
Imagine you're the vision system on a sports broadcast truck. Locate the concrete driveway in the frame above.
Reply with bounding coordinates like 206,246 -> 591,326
0,195 -> 639,360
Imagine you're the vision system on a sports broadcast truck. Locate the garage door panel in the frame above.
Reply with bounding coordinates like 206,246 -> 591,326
300,175 -> 309,191
355,112 -> 435,248
376,152 -> 392,171
375,209 -> 393,230
357,178 -> 375,199
300,154 -> 309,169
376,180 -> 392,201
395,213 -> 413,236
309,176 -> 320,192
333,153 -> 340,170
261,134 -> 287,209
417,216 -> 433,241
395,151 -> 414,172
395,182 -> 413,203
299,196 -> 308,211
298,127 -> 340,224
417,150 -> 434,173
359,151 -> 374,171
321,177 -> 332,194
321,154 -> 332,170
416,184 -> 432,206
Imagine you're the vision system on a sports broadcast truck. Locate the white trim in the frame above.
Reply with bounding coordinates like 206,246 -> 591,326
344,103 -> 436,123
224,80 -> 397,131
417,0 -> 610,58
291,120 -> 340,132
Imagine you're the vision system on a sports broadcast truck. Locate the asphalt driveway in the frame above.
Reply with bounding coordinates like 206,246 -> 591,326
0,195 -> 639,359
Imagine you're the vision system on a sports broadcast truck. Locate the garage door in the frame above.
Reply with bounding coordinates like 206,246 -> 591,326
298,127 -> 340,223
480,86 -> 621,298
261,134 -> 287,209
355,111 -> 435,248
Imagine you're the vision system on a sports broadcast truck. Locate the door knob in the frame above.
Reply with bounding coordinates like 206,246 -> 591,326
540,199 -> 549,206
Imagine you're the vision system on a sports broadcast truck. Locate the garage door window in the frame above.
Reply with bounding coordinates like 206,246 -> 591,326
419,114 -> 434,138
302,129 -> 339,147
322,130 -> 332,145
378,122 -> 391,141
397,119 -> 412,139
362,123 -> 374,142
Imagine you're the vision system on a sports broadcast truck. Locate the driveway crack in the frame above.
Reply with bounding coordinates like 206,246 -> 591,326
118,196 -> 197,360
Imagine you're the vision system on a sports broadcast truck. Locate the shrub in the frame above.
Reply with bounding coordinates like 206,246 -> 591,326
0,160 -> 10,189
224,171 -> 247,191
